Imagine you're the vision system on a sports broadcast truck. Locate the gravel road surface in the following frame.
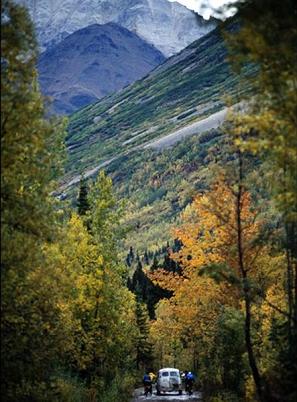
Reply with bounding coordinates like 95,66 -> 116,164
131,387 -> 202,402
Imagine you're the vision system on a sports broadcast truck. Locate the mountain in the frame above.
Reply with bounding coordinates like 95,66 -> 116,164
18,0 -> 216,56
62,22 -> 249,185
59,23 -> 255,251
38,22 -> 165,115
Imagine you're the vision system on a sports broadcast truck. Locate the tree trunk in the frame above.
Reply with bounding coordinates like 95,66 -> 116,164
286,241 -> 293,346
236,152 -> 264,401
243,278 -> 264,400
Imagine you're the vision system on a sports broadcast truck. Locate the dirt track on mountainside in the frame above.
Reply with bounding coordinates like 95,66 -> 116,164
143,108 -> 227,150
59,107 -> 228,193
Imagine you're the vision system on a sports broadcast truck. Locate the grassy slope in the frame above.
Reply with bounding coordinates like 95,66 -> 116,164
64,23 -> 253,252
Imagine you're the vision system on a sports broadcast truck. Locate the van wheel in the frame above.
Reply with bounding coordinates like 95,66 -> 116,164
179,390 -> 182,395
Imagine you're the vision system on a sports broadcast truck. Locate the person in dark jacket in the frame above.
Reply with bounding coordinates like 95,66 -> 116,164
185,371 -> 195,395
143,371 -> 152,395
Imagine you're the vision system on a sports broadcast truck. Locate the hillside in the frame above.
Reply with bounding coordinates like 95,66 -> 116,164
62,22 -> 255,252
38,23 -> 165,115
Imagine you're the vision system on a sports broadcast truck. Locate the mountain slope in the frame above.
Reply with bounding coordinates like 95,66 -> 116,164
18,0 -> 216,56
63,23 -> 252,185
59,23 -> 254,251
38,23 -> 165,115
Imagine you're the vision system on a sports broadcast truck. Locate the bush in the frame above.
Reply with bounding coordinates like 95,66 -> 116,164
50,373 -> 89,402
99,373 -> 135,402
208,390 -> 243,402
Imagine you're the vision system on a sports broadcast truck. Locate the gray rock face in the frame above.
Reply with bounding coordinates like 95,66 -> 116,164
38,22 -> 165,114
18,0 -> 216,56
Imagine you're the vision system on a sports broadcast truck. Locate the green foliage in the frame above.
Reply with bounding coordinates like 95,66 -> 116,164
50,372 -> 90,402
99,372 -> 136,402
135,302 -> 153,370
128,255 -> 173,319
227,0 -> 297,222
214,308 -> 246,394
87,170 -> 126,261
77,177 -> 90,216
1,1 -> 67,400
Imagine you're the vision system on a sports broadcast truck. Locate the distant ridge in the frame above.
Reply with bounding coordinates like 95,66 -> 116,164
38,23 -> 165,115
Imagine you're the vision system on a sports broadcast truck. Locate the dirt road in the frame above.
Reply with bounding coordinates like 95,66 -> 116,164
58,107 -> 229,193
143,108 -> 227,150
131,387 -> 202,402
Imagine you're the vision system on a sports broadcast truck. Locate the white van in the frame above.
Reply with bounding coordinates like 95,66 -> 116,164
156,368 -> 182,395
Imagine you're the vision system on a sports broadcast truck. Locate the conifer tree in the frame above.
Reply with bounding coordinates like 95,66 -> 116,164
151,254 -> 159,271
129,246 -> 135,261
77,176 -> 90,216
144,250 -> 150,265
132,260 -> 147,301
135,302 -> 153,370
126,246 -> 135,267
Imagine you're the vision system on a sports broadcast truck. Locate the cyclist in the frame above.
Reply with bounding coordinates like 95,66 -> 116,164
143,371 -> 152,396
185,371 -> 195,395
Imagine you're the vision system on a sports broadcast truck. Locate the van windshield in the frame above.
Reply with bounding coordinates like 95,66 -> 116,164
170,371 -> 178,377
161,372 -> 169,377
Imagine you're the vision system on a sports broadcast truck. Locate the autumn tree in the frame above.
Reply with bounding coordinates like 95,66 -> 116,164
1,1 -> 69,400
44,213 -> 138,399
223,1 -> 297,396
74,172 -> 137,386
165,159 -> 285,400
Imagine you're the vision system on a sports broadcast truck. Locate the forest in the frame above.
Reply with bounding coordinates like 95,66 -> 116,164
1,0 -> 297,401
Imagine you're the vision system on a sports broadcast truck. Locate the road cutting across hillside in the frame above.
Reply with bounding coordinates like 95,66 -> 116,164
143,108 -> 227,150
59,107 -> 229,193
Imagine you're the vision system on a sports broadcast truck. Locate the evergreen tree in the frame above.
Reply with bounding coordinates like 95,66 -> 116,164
173,238 -> 182,252
127,276 -> 133,290
132,260 -> 147,301
129,246 -> 135,261
129,257 -> 172,319
136,252 -> 140,263
126,254 -> 132,267
77,176 -> 89,216
150,254 -> 159,271
144,250 -> 150,265
126,246 -> 135,267
135,302 -> 153,370
163,253 -> 181,273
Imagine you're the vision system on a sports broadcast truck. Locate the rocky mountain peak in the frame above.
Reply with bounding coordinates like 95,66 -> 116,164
18,0 -> 216,56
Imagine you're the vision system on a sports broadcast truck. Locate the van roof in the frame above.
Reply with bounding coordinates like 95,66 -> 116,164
158,368 -> 179,372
